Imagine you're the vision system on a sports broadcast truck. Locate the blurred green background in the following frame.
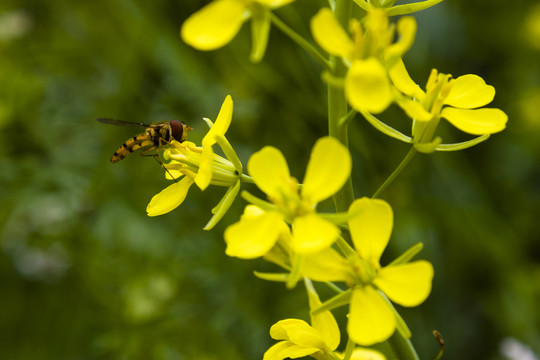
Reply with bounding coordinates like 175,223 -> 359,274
1,0 -> 539,359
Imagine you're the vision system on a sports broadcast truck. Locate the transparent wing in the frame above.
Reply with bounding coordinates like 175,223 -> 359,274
96,118 -> 151,128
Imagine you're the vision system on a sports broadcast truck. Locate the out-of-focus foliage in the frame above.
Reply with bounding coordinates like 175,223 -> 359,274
0,0 -> 538,359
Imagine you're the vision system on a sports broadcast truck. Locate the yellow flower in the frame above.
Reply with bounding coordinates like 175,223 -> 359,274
345,198 -> 434,345
390,59 -> 508,144
264,280 -> 386,360
145,140 -> 239,216
180,0 -> 295,62
224,137 -> 351,259
147,96 -> 244,230
310,8 -> 416,113
264,280 -> 341,360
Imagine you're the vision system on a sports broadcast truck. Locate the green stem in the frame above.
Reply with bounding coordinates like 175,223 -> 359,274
240,173 -> 255,184
270,14 -> 332,71
342,337 -> 355,360
388,330 -> 420,360
329,0 -> 354,213
372,147 -> 417,198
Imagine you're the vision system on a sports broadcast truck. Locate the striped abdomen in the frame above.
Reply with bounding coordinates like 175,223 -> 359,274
110,134 -> 156,163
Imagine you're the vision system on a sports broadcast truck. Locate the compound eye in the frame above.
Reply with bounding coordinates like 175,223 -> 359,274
170,120 -> 187,142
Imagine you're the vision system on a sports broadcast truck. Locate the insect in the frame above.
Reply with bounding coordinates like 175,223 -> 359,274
97,118 -> 191,163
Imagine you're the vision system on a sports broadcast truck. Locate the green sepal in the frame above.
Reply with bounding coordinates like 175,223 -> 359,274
380,0 -> 399,7
388,242 -> 423,266
311,288 -> 353,315
335,236 -> 357,258
338,109 -> 358,127
216,135 -> 243,173
327,0 -> 337,11
361,110 -> 413,144
318,211 -> 352,226
386,0 -> 445,16
202,116 -> 244,174
435,134 -> 490,152
204,180 -> 241,230
250,6 -> 271,63
253,271 -> 289,282
240,190 -> 276,211
286,253 -> 304,289
353,0 -> 371,12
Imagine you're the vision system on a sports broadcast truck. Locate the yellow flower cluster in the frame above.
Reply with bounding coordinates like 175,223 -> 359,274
139,0 -> 510,356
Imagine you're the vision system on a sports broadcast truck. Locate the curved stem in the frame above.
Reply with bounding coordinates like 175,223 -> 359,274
270,14 -> 332,71
372,147 -> 417,198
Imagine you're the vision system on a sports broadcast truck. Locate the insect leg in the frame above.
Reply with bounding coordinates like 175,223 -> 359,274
140,145 -> 179,183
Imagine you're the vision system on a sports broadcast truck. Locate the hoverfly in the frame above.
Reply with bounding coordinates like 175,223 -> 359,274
97,118 -> 191,163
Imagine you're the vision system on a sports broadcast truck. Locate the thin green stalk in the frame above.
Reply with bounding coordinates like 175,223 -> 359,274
270,14 -> 331,71
328,0 -> 354,213
388,330 -> 420,360
372,147 -> 417,198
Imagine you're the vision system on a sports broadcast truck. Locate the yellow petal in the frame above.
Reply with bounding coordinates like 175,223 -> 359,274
350,348 -> 387,360
146,177 -> 194,216
444,74 -> 495,108
263,341 -> 320,360
194,145 -> 213,190
270,319 -> 309,340
303,247 -> 352,282
389,58 -> 425,100
310,8 -> 354,58
396,98 -> 432,122
348,286 -> 396,346
181,0 -> 247,51
195,96 -> 234,190
348,198 -> 393,263
204,95 -> 233,142
248,146 -> 292,200
224,209 -> 285,259
302,137 -> 352,204
257,0 -> 296,8
307,284 -> 340,351
374,260 -> 434,307
270,319 -> 326,348
385,16 -> 417,60
345,58 -> 392,114
291,214 -> 340,254
441,107 -> 508,135
263,341 -> 293,360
